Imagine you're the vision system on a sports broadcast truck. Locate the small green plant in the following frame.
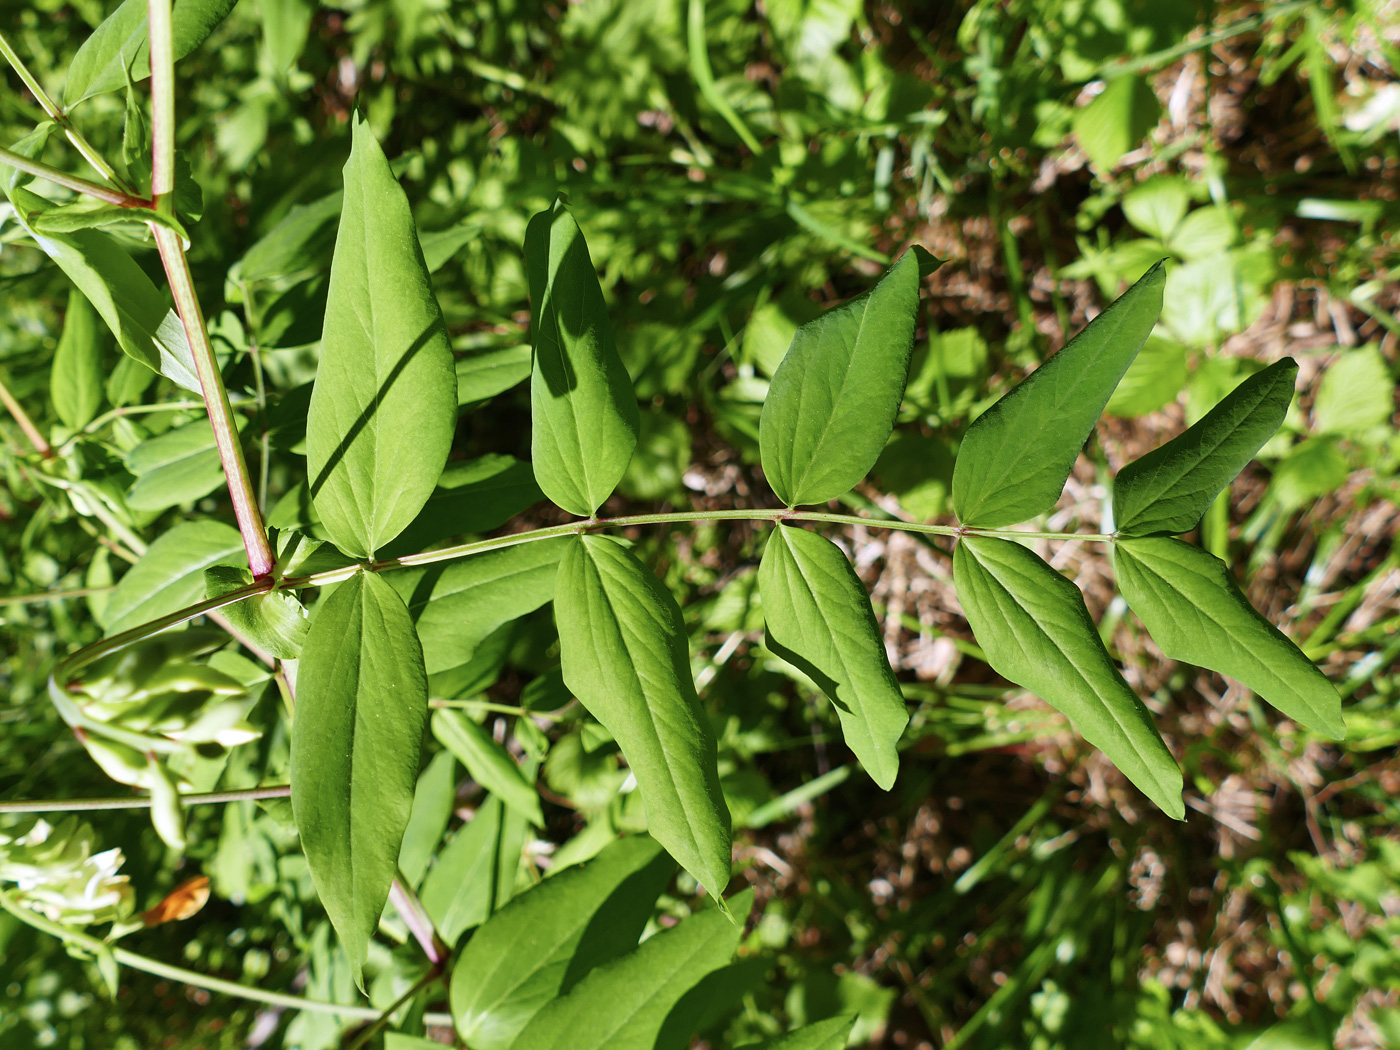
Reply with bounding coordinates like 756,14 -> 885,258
0,1 -> 1361,1045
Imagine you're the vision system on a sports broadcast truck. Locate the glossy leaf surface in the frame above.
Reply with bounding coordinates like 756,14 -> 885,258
289,572 -> 427,987
953,263 -> 1165,527
526,199 -> 639,516
759,248 -> 927,507
306,115 -> 456,558
758,524 -> 908,789
1114,359 -> 1297,535
555,535 -> 732,898
450,835 -> 673,1050
1114,537 -> 1344,737
954,536 -> 1183,817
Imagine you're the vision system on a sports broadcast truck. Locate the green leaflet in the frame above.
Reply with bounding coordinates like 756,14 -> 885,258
555,535 -> 732,900
954,536 -> 1183,818
1114,359 -> 1297,536
388,539 -> 565,675
745,1017 -> 859,1050
450,835 -> 674,1050
396,749 -> 457,888
432,709 -> 544,827
526,199 -> 639,517
63,0 -> 237,106
289,572 -> 427,988
510,888 -> 754,1050
420,794 -> 530,946
203,566 -> 309,659
125,420 -> 225,511
758,524 -> 908,789
7,188 -> 201,393
1113,537 -> 1345,738
758,248 -> 929,507
458,346 -> 532,405
51,289 -> 105,430
305,115 -> 456,559
952,263 -> 1165,527
104,520 -> 244,635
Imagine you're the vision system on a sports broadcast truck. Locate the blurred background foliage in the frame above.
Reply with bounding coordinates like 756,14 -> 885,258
1,0 -> 1398,1047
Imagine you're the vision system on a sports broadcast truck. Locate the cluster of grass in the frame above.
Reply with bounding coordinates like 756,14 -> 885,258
1,1 -> 1397,1048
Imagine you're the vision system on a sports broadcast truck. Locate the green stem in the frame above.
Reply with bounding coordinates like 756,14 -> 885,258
0,891 -> 452,1025
344,970 -> 443,1050
0,585 -> 112,608
0,371 -> 54,456
0,785 -> 290,814
0,146 -> 147,207
147,0 -> 176,210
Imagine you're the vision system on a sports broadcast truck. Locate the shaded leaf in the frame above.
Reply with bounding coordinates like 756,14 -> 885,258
555,535 -> 732,899
397,749 -> 457,888
1312,346 -> 1392,435
450,835 -> 673,1050
432,709 -> 544,827
1114,358 -> 1296,536
511,888 -> 754,1050
457,346 -> 532,405
758,524 -> 908,789
64,0 -> 238,106
954,536 -> 1183,817
387,454 -> 544,556
290,572 -> 427,988
420,794 -> 530,947
125,420 -> 224,511
237,192 -> 342,283
51,288 -> 105,430
953,263 -> 1165,527
527,199 -> 639,517
389,539 -> 565,674
1113,537 -> 1344,737
744,1016 -> 859,1050
104,520 -> 243,635
758,248 -> 928,506
306,115 -> 456,559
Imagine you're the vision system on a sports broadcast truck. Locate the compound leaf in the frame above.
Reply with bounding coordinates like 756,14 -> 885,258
954,536 -> 1183,818
306,114 -> 456,559
758,524 -> 908,789
555,535 -> 732,900
1114,358 -> 1297,535
64,0 -> 237,106
759,248 -> 930,507
432,709 -> 544,827
1113,537 -> 1344,737
450,835 -> 673,1050
527,199 -> 639,517
290,572 -> 427,988
510,888 -> 754,1050
953,263 -> 1165,527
